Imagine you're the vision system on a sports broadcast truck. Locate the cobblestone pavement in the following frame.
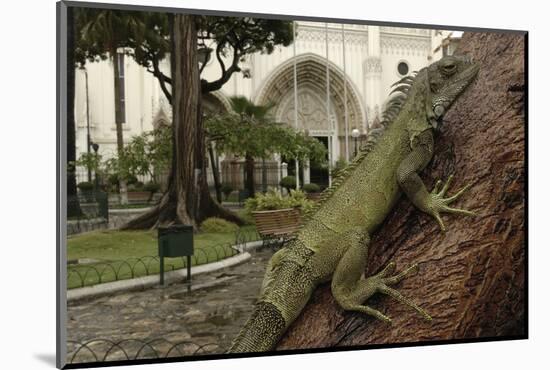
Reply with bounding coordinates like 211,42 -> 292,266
66,248 -> 273,363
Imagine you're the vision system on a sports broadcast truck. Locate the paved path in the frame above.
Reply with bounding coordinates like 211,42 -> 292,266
67,248 -> 273,363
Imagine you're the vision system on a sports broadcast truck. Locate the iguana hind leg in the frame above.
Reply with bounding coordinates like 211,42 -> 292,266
331,228 -> 431,323
397,129 -> 476,232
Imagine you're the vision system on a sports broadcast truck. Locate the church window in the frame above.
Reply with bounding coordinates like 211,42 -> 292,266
397,61 -> 409,76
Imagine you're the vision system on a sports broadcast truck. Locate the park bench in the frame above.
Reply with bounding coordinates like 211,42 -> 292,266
252,208 -> 302,249
127,191 -> 152,204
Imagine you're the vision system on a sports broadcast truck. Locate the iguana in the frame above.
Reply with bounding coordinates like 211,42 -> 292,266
228,55 -> 480,353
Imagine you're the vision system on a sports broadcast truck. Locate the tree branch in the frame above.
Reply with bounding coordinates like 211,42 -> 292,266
150,53 -> 172,104
201,43 -> 241,93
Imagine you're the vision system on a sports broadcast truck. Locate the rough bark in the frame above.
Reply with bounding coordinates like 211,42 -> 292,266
209,142 -> 223,203
278,32 -> 526,350
245,153 -> 255,197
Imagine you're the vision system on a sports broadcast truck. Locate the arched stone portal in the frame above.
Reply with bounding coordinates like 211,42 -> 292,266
255,53 -> 366,186
203,91 -> 232,114
256,53 -> 365,161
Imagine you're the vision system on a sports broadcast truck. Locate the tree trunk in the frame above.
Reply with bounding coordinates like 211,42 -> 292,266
209,142 -> 222,203
121,14 -> 244,230
245,153 -> 255,197
66,6 -> 82,218
113,47 -> 128,205
277,32 -> 526,350
261,158 -> 267,193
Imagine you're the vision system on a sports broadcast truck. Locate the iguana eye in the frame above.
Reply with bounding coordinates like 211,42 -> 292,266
441,64 -> 457,75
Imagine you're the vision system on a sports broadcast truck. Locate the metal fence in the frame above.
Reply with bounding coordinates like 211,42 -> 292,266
66,338 -> 222,364
221,161 -> 282,191
67,192 -> 109,221
67,228 -> 261,289
74,160 -> 287,202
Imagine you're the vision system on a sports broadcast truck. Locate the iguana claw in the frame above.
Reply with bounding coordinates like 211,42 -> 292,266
363,262 -> 432,323
426,175 -> 476,232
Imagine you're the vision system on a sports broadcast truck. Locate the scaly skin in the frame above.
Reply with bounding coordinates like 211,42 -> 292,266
228,56 -> 480,353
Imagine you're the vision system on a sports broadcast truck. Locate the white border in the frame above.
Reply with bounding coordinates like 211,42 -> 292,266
2,0 -> 546,370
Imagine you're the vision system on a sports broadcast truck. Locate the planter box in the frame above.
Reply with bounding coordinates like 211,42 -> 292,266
306,192 -> 321,201
127,191 -> 152,204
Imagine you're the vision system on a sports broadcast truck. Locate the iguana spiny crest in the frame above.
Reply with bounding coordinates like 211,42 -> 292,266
304,55 -> 479,220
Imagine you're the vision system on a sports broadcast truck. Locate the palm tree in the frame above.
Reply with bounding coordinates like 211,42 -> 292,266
76,9 -> 145,204
229,96 -> 275,196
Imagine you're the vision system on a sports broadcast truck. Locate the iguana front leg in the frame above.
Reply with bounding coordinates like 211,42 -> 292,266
397,129 -> 475,231
331,227 -> 431,323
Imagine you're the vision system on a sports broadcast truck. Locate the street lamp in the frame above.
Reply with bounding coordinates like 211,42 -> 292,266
351,128 -> 360,157
197,47 -> 212,66
91,142 -> 99,191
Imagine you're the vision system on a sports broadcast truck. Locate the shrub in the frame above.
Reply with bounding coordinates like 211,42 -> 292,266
331,158 -> 348,178
280,176 -> 297,192
77,181 -> 94,191
134,181 -> 144,189
302,183 -> 321,193
221,184 -> 234,199
245,188 -> 314,214
108,174 -> 119,186
126,174 -> 138,185
200,217 -> 239,233
143,182 -> 160,193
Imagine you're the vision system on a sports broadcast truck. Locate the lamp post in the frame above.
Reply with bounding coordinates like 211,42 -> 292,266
91,142 -> 99,191
85,69 -> 92,182
351,128 -> 360,157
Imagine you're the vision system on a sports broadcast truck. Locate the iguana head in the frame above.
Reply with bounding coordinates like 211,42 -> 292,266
426,55 -> 479,126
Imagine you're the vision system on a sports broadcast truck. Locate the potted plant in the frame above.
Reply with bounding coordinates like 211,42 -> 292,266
77,181 -> 95,203
143,181 -> 161,202
221,183 -> 234,201
280,175 -> 297,194
302,183 -> 321,201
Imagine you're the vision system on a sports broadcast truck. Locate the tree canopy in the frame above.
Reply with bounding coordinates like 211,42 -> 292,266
205,112 -> 327,163
126,14 -> 294,101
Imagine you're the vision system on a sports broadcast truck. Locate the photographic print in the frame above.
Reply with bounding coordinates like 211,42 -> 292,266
57,1 -> 527,367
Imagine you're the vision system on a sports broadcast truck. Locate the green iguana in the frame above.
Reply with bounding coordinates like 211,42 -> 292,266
228,55 -> 479,353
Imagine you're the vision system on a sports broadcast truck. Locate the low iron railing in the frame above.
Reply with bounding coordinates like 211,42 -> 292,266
66,338 -> 222,364
67,228 -> 262,289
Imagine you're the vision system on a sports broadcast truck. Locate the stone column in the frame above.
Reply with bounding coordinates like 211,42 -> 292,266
364,26 -> 383,128
303,159 -> 310,185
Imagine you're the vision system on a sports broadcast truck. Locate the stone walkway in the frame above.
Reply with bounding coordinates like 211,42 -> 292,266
66,248 -> 273,363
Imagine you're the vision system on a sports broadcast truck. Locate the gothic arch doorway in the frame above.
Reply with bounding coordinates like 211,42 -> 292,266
255,53 -> 365,187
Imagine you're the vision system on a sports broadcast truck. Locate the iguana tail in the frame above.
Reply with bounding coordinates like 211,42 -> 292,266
228,244 -> 316,353
227,300 -> 287,353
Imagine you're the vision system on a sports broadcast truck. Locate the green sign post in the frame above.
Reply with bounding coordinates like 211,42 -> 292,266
158,225 -> 194,286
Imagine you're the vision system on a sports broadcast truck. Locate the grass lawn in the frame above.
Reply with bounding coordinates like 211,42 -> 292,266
67,225 -> 257,289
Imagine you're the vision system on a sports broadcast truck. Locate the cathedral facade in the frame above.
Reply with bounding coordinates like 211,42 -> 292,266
74,22 -> 453,187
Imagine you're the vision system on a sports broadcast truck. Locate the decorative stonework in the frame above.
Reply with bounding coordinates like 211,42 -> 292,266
364,56 -> 383,75
152,92 -> 172,123
276,88 -> 336,134
380,35 -> 431,56
380,26 -> 430,35
255,53 -> 365,136
152,108 -> 170,129
296,26 -> 368,45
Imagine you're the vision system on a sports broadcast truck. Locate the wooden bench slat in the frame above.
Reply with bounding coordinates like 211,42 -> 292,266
252,208 -> 302,239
